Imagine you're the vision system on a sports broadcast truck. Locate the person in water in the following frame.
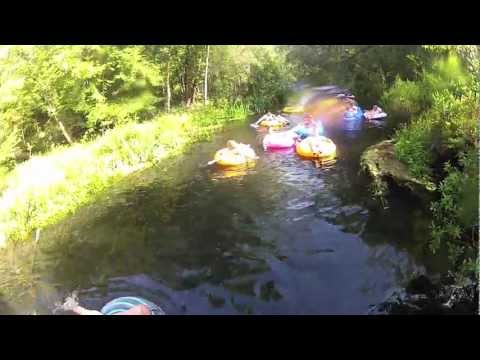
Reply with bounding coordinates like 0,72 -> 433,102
70,303 -> 151,315
58,294 -> 165,315
226,140 -> 258,160
347,99 -> 358,112
291,113 -> 324,140
343,100 -> 361,121
253,112 -> 275,125
253,112 -> 288,126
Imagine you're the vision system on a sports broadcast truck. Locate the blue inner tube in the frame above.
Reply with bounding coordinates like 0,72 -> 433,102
343,107 -> 364,131
101,296 -> 165,315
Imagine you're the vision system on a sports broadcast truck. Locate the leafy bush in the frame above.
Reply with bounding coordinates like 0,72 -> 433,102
430,149 -> 478,272
381,77 -> 426,116
0,128 -> 19,191
394,115 -> 437,182
382,53 -> 475,119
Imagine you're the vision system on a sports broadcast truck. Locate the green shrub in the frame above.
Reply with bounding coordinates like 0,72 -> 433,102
381,77 -> 426,116
394,114 -> 437,182
430,149 -> 478,269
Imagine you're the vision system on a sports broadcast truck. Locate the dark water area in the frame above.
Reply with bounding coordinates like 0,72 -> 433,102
5,115 -> 451,315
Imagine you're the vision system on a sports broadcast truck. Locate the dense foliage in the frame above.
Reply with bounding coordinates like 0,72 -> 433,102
0,45 -> 292,165
284,45 -> 423,106
386,47 -> 479,273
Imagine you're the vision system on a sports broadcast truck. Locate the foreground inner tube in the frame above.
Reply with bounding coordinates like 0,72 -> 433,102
214,148 -> 256,167
296,136 -> 336,159
101,296 -> 165,315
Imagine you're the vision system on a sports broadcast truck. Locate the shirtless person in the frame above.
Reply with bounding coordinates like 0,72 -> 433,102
226,140 -> 258,161
57,293 -> 164,315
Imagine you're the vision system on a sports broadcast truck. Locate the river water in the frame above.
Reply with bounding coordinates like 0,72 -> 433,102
2,116 -> 450,315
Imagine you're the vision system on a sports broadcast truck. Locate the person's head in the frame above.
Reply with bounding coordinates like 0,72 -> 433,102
304,114 -> 313,124
227,140 -> 238,149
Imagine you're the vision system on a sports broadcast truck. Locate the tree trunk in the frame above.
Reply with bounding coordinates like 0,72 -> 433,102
49,106 -> 73,145
55,116 -> 73,145
44,94 -> 73,145
166,60 -> 171,112
192,84 -> 197,106
204,45 -> 210,105
183,47 -> 191,106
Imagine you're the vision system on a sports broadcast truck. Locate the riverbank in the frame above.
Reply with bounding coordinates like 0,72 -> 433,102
361,140 -> 479,314
364,52 -> 479,304
360,139 -> 437,204
369,273 -> 478,314
0,104 -> 250,247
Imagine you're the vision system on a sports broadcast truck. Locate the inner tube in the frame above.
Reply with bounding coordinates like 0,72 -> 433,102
364,110 -> 387,120
282,106 -> 304,114
263,131 -> 297,150
257,119 -> 288,129
267,147 -> 295,155
296,136 -> 336,159
101,296 -> 165,315
213,147 -> 257,167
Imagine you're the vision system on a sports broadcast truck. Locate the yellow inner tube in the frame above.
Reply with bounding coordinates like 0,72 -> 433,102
258,119 -> 288,128
212,167 -> 251,179
282,105 -> 304,114
296,136 -> 336,159
214,148 -> 256,167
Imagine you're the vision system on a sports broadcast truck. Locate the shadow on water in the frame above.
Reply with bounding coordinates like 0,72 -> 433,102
3,116 -> 451,314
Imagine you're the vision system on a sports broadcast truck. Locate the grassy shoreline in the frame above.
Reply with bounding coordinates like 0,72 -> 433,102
0,104 -> 250,247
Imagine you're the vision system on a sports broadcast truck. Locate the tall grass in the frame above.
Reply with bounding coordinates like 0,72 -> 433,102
0,104 -> 250,246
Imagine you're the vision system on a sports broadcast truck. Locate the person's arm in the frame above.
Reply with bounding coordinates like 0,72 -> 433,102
57,292 -> 102,315
72,305 -> 103,315
254,114 -> 267,125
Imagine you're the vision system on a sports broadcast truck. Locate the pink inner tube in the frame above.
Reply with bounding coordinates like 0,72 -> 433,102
263,131 -> 297,150
267,147 -> 295,154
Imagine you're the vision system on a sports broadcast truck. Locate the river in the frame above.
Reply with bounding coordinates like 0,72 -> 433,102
1,115 -> 450,315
